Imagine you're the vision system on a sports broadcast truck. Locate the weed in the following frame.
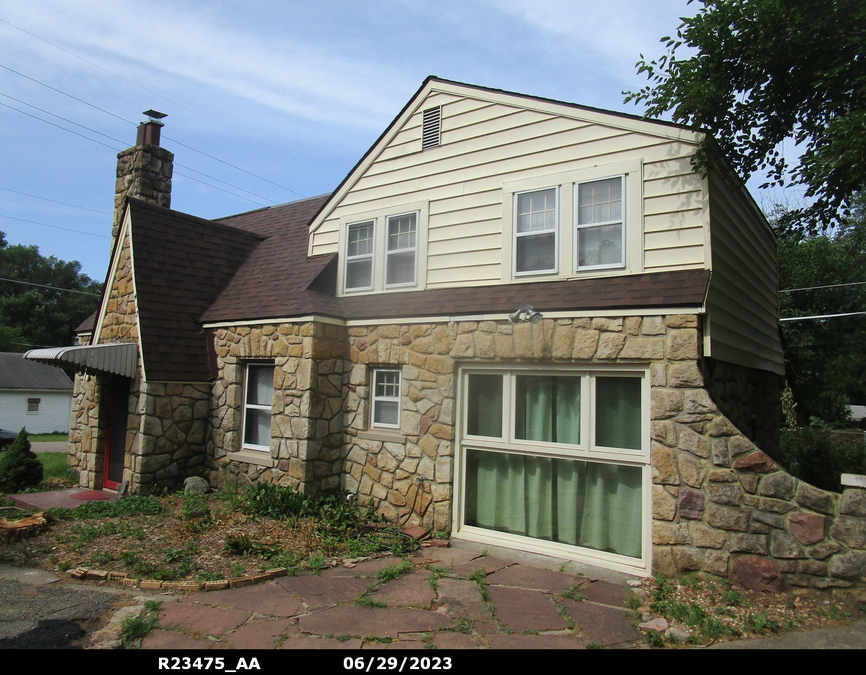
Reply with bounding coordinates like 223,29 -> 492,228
363,635 -> 394,643
646,629 -> 664,648
57,561 -> 72,572
335,634 -> 351,642
468,568 -> 489,601
453,618 -> 474,634
523,629 -> 539,635
625,592 -> 642,610
231,562 -> 246,578
224,533 -> 282,559
196,571 -> 224,582
355,595 -> 388,609
585,641 -> 602,649
308,553 -> 326,575
563,584 -> 585,602
679,573 -> 702,588
745,612 -> 782,634
722,589 -> 746,607
122,601 -> 161,642
376,558 -> 414,583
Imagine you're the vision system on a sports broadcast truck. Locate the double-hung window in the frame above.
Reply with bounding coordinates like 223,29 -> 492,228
243,363 -> 273,451
514,188 -> 558,275
345,220 -> 375,292
459,367 -> 648,571
385,213 -> 417,287
576,176 -> 625,270
371,369 -> 401,429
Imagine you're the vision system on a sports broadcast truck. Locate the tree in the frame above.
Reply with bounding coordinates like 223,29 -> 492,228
0,231 -> 102,350
625,0 -> 866,230
0,429 -> 43,492
776,195 -> 866,423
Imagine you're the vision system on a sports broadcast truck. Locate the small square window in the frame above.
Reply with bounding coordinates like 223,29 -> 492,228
372,369 -> 401,429
243,363 -> 273,451
27,398 -> 40,413
515,188 -> 558,275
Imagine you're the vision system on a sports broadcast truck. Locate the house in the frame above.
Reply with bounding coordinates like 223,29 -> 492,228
0,352 -> 73,434
26,78 -> 866,585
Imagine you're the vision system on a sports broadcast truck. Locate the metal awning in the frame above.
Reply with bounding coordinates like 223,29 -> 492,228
25,343 -> 138,378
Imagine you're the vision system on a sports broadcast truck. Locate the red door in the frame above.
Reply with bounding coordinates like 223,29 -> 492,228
103,378 -> 130,490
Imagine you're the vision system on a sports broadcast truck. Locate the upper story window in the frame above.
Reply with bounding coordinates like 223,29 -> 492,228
339,201 -> 428,296
27,398 -> 40,413
576,176 -> 625,270
386,213 -> 417,287
345,220 -> 375,291
501,160 -> 640,283
514,188 -> 558,275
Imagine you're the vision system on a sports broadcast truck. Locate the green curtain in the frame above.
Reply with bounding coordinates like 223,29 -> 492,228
464,375 -> 643,559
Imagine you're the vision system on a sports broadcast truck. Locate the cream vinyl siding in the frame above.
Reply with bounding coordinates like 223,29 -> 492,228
310,87 -> 710,289
704,168 -> 783,374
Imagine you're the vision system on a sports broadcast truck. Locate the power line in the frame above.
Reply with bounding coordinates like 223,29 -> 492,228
0,276 -> 102,296
0,100 -> 121,150
1,64 -> 307,198
0,17 -> 339,180
781,311 -> 866,322
780,281 -> 866,293
0,213 -> 109,239
0,187 -> 110,215
173,171 -> 271,207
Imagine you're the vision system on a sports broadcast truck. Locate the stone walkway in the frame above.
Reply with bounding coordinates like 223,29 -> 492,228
140,547 -> 642,650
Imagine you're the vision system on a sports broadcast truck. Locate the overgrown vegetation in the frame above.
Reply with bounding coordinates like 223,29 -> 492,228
779,427 -> 866,493
123,600 -> 162,644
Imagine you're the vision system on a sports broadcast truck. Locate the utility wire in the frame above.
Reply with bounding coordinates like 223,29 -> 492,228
0,213 -> 109,239
1,64 -> 307,198
781,311 -> 866,322
780,281 -> 866,293
0,17 -> 339,180
173,171 -> 271,207
0,187 -> 110,215
0,276 -> 102,296
0,100 -> 121,150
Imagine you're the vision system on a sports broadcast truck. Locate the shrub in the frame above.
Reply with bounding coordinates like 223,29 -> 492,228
0,429 -> 43,492
779,427 -> 866,492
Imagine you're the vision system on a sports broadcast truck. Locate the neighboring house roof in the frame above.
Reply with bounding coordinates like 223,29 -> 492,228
0,352 -> 73,390
124,199 -> 263,382
75,311 -> 96,334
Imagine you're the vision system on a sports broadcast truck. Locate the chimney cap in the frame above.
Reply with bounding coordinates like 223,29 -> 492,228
142,109 -> 167,120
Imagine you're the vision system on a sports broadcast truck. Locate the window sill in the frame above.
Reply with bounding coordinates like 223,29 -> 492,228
228,449 -> 276,467
358,429 -> 406,443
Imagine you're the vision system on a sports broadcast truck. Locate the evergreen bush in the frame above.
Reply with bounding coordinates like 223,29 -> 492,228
0,428 -> 44,492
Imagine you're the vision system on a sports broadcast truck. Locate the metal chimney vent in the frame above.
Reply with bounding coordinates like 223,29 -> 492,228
422,106 -> 441,149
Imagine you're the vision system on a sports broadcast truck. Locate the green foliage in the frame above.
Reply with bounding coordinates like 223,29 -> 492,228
646,630 -> 664,648
0,429 -> 43,492
0,231 -> 103,351
376,558 -> 415,583
37,452 -> 78,485
224,533 -> 282,559
777,201 -> 866,424
779,427 -> 866,492
49,495 -> 163,520
123,602 -> 161,641
625,0 -> 866,230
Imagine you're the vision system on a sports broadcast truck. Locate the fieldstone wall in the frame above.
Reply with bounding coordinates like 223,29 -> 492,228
338,314 -> 864,588
112,144 -> 173,248
207,322 -> 346,496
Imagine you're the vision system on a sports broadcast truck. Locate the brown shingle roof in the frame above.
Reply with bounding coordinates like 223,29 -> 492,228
128,199 -> 263,381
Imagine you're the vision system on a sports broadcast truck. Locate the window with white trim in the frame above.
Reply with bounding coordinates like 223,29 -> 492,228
514,187 -> 558,275
459,367 -> 648,568
576,176 -> 625,270
345,220 -> 375,292
243,363 -> 273,451
385,212 -> 417,287
371,369 -> 401,429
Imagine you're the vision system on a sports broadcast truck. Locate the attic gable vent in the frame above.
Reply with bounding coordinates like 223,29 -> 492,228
421,106 -> 441,149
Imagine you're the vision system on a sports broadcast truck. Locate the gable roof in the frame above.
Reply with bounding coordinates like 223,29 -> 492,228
0,352 -> 72,390
307,76 -> 704,242
125,199 -> 263,381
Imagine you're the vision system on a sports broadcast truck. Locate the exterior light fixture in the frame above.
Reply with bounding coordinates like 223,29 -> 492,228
508,305 -> 542,324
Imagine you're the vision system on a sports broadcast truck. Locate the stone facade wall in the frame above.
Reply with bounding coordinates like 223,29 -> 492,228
207,322 -> 346,496
112,144 -> 173,248
701,357 -> 782,459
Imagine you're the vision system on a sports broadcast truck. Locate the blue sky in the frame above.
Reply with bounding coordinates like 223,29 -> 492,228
0,0 -> 785,282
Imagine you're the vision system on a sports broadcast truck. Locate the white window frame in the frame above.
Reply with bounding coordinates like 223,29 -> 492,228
241,362 -> 274,452
513,187 -> 559,277
344,219 -> 376,293
454,364 -> 651,574
337,201 -> 429,296
575,175 -> 626,271
371,368 -> 402,430
385,211 -> 419,288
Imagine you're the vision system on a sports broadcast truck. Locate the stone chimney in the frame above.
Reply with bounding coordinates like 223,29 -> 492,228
112,112 -> 174,251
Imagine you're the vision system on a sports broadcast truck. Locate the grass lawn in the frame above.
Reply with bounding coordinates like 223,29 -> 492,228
38,452 -> 76,484
28,433 -> 68,443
